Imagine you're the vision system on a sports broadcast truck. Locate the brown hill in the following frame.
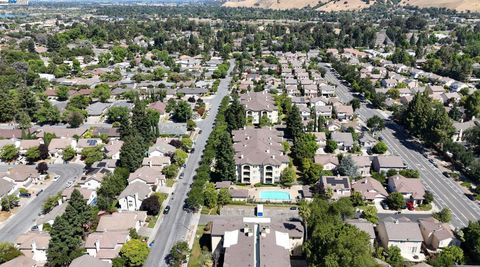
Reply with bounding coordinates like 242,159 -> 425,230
222,0 -> 480,12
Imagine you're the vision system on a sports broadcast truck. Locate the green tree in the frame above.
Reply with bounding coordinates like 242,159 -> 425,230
25,146 -> 41,162
92,84 -> 111,102
203,183 -> 218,209
172,100 -> 192,123
162,164 -> 179,179
292,133 -> 319,162
120,134 -> 146,172
225,97 -> 246,132
433,208 -> 452,223
338,155 -> 358,177
55,86 -> 69,101
140,195 -> 161,216
0,144 -> 19,162
350,98 -> 360,111
386,192 -> 404,210
214,131 -> 236,182
217,188 -> 231,206
286,104 -> 303,141
301,158 -> 323,185
362,206 -> 378,224
173,149 -> 188,166
80,145 -> 104,167
0,242 -> 22,264
180,137 -> 193,151
42,193 -> 62,214
62,146 -> 76,161
1,195 -> 19,211
385,246 -> 403,267
280,166 -> 296,187
462,221 -> 480,263
366,115 -> 385,132
107,106 -> 130,124
35,101 -> 60,125
65,110 -> 84,128
325,140 -> 337,153
432,246 -> 464,267
97,172 -> 128,211
464,90 -> 480,120
372,141 -> 388,154
116,239 -> 149,267
168,241 -> 190,267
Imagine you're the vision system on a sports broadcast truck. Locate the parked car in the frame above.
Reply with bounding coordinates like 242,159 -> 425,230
31,225 -> 39,231
53,175 -> 60,181
163,206 -> 171,214
36,189 -> 44,196
148,241 -> 155,248
66,181 -> 74,188
19,192 -> 31,198
381,200 -> 389,210
179,173 -> 184,179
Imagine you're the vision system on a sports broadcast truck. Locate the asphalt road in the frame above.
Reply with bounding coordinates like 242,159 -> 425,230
322,64 -> 480,229
144,59 -> 235,267
0,164 -> 84,242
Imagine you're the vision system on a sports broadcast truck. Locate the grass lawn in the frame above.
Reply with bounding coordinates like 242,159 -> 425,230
188,225 -> 207,267
166,179 -> 176,187
200,207 -> 218,215
147,215 -> 159,228
416,203 -> 432,211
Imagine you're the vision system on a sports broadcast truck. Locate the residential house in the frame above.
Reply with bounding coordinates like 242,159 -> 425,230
232,127 -> 289,184
148,138 -> 176,157
350,156 -> 371,177
15,232 -> 51,263
2,165 -> 38,187
85,231 -> 129,262
148,101 -> 166,115
319,176 -> 351,200
372,155 -> 406,172
388,175 -> 425,206
210,218 -> 304,266
35,202 -> 67,232
229,189 -> 249,202
240,91 -> 279,125
319,85 -> 335,98
62,187 -> 97,205
334,105 -> 354,121
314,154 -> 339,171
80,168 -> 111,190
142,156 -> 170,168
76,139 -> 103,153
377,217 -> 424,261
128,166 -> 165,188
0,255 -> 36,267
69,255 -> 112,267
48,138 -> 76,158
418,217 -> 458,251
331,132 -> 354,151
19,139 -> 42,154
351,177 -> 388,202
105,140 -> 123,160
96,211 -> 147,232
0,178 -> 17,201
452,120 -> 478,143
118,182 -> 152,211
346,219 -> 376,246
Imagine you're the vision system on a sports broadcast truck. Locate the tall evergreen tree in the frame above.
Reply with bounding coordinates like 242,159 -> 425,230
286,104 -> 303,142
225,97 -> 246,132
214,131 -> 236,182
120,134 -> 146,172
131,101 -> 155,144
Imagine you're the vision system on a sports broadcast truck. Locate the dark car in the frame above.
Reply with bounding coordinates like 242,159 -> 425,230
179,173 -> 184,179
289,206 -> 297,210
36,189 -> 44,196
163,206 -> 171,214
19,192 -> 31,198
380,200 -> 389,210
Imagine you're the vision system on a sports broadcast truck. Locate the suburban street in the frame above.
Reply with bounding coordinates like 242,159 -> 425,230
144,59 -> 235,267
0,164 -> 84,242
322,64 -> 480,229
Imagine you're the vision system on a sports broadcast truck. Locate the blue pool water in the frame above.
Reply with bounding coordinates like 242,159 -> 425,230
260,191 -> 291,201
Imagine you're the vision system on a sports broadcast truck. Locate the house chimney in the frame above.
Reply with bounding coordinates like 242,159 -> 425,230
95,240 -> 100,252
266,149 -> 270,153
271,155 -> 275,159
31,241 -> 37,252
240,154 -> 244,159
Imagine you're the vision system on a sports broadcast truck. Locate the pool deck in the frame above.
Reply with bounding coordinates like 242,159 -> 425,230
241,185 -> 303,203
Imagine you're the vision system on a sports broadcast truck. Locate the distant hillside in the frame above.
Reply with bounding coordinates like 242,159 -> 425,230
222,0 -> 480,12
400,0 -> 480,12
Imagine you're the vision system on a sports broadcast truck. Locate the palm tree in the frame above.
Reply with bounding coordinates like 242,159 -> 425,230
298,200 -> 311,240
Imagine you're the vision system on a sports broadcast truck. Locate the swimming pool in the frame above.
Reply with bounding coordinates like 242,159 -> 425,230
260,191 -> 291,201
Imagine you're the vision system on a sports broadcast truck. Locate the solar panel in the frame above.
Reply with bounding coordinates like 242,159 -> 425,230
87,139 -> 97,146
326,177 -> 349,187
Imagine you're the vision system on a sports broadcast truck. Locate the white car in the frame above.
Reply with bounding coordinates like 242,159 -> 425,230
66,181 -> 74,188
53,175 -> 60,181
